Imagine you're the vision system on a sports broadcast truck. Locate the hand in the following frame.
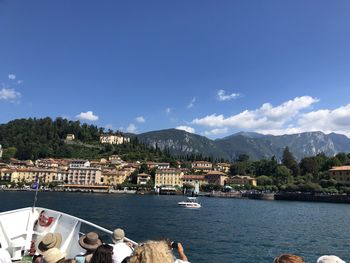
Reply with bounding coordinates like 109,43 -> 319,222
176,243 -> 188,262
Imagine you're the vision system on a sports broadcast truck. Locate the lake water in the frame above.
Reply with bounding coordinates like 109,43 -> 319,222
1,191 -> 350,263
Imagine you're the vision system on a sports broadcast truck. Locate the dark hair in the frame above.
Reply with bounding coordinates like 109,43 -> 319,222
90,244 -> 113,263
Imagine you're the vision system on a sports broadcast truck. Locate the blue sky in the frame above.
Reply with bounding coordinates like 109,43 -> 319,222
1,1 -> 350,138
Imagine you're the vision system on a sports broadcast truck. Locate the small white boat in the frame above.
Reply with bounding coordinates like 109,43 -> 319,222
0,207 -> 137,261
178,197 -> 201,209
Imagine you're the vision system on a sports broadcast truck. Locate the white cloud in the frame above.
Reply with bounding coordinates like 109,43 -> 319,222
187,97 -> 196,109
126,124 -> 137,133
76,111 -> 99,121
8,74 -> 16,80
295,104 -> 350,137
0,88 -> 21,102
217,89 -> 240,101
176,125 -> 195,133
190,96 -> 350,137
136,116 -> 145,123
192,96 -> 318,130
204,128 -> 228,136
165,107 -> 171,114
17,80 -> 23,84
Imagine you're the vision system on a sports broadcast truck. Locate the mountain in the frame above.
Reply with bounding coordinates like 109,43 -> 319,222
136,129 -> 229,159
137,129 -> 350,161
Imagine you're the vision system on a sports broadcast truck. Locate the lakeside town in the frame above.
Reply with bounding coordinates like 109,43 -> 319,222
1,133 -> 350,203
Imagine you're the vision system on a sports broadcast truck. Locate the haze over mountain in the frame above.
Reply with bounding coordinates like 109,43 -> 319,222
136,129 -> 350,161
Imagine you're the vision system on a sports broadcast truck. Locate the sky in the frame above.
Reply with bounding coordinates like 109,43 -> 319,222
1,1 -> 350,138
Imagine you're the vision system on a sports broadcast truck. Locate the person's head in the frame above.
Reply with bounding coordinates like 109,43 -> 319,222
79,232 -> 102,253
112,228 -> 125,243
90,244 -> 113,263
128,240 -> 175,263
37,233 -> 62,253
317,255 -> 346,263
273,254 -> 304,263
42,248 -> 66,263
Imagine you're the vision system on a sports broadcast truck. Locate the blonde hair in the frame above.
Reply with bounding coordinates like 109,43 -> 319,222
273,254 -> 304,263
128,240 -> 175,263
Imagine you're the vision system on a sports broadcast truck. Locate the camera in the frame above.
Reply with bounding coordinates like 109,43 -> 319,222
171,242 -> 179,250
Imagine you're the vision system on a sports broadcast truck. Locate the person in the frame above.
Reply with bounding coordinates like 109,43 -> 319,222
33,233 -> 63,263
0,244 -> 11,263
273,254 -> 304,263
42,248 -> 66,263
37,233 -> 63,253
317,255 -> 346,263
90,245 -> 113,263
76,232 -> 102,263
128,240 -> 189,263
110,228 -> 133,263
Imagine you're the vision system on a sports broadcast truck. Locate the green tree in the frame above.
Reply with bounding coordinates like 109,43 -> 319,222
256,175 -> 273,186
273,165 -> 293,186
282,147 -> 300,177
2,147 -> 17,162
300,157 -> 320,176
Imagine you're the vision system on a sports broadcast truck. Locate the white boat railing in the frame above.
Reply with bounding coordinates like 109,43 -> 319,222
0,207 -> 137,261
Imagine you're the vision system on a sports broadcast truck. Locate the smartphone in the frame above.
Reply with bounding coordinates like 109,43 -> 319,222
171,242 -> 178,250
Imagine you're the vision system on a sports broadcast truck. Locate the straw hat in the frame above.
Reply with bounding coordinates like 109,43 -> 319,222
37,233 -> 62,253
317,255 -> 346,263
42,248 -> 66,263
79,232 -> 102,251
112,228 -> 125,242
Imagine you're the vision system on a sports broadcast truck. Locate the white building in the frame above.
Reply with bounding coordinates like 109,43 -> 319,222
100,135 -> 130,145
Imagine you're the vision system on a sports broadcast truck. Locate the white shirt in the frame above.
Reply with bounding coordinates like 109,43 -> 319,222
0,249 -> 11,263
111,241 -> 133,263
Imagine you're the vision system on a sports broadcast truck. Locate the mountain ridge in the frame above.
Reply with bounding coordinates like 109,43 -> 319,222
136,129 -> 350,161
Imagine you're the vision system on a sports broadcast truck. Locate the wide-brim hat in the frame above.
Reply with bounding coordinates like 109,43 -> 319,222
79,232 -> 102,251
42,248 -> 66,263
112,228 -> 125,242
37,233 -> 62,253
317,255 -> 346,263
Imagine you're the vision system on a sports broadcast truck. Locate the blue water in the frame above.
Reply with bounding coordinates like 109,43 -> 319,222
1,192 -> 350,263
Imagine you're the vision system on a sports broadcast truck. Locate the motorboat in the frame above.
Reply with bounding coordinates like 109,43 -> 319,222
0,207 -> 137,261
178,197 -> 201,209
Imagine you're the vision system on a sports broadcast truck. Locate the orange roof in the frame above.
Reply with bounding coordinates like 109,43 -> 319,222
206,171 -> 226,175
182,175 -> 206,180
329,166 -> 350,171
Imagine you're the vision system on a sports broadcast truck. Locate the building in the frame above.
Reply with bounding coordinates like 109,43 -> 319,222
68,161 -> 102,185
35,159 -> 59,169
137,173 -> 151,185
229,175 -> 257,187
155,169 -> 184,187
181,175 -> 207,188
329,166 -> 350,182
205,171 -> 228,186
1,168 -> 58,184
66,134 -> 75,141
191,161 -> 213,172
214,163 -> 231,173
146,162 -> 170,170
100,134 -> 130,145
69,160 -> 90,168
101,169 -> 132,185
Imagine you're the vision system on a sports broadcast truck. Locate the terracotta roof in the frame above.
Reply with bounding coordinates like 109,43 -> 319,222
206,171 -> 226,175
329,166 -> 350,171
182,175 -> 206,180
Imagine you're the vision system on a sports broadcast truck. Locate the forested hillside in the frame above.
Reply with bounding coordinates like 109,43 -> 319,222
0,117 -> 175,162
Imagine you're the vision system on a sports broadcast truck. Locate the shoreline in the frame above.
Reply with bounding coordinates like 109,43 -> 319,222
3,188 -> 350,205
